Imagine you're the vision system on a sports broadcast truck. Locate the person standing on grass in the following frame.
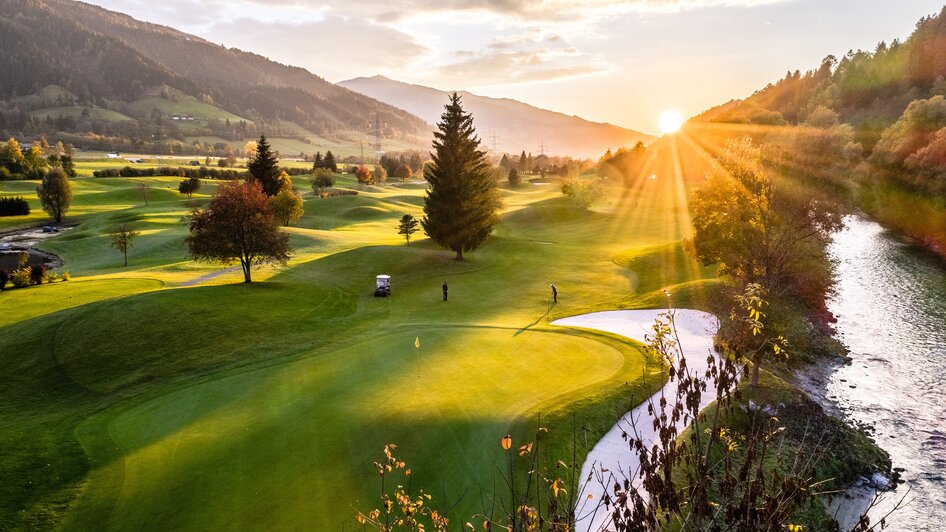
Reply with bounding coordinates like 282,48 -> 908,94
550,283 -> 558,303
443,281 -> 448,301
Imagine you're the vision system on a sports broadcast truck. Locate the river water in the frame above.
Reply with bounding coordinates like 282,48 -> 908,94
824,215 -> 946,529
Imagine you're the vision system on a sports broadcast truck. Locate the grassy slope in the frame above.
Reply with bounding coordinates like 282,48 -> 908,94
28,107 -> 136,122
1,140 -> 720,529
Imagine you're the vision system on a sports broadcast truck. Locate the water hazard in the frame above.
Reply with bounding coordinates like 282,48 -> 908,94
826,215 -> 946,529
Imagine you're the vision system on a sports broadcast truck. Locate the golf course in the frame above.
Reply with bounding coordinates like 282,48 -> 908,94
0,139 -> 721,530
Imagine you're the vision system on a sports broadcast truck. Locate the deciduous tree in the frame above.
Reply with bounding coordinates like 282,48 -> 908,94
270,187 -> 304,226
109,223 -> 141,266
36,167 -> 72,223
311,169 -> 335,196
355,165 -> 374,185
394,164 -> 413,181
178,177 -> 201,198
185,181 -> 290,283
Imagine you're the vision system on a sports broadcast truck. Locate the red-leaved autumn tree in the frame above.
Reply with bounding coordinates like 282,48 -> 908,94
185,181 -> 290,283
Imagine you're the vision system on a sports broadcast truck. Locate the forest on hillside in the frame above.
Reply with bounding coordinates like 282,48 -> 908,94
0,0 -> 427,152
695,6 -> 946,197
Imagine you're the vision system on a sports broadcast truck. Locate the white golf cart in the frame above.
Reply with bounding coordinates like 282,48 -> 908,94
374,274 -> 391,297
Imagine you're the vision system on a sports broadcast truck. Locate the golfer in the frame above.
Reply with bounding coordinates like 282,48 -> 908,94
442,281 -> 448,301
550,283 -> 558,303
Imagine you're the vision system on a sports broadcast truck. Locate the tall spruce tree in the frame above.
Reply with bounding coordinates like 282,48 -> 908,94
323,151 -> 337,172
422,93 -> 501,260
247,134 -> 281,196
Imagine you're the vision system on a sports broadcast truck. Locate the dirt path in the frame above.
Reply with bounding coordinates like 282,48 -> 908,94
179,265 -> 242,287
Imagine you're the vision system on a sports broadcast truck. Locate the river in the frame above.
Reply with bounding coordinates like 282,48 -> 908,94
823,215 -> 946,529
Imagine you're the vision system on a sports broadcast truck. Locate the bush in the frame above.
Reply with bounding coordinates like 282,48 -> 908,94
94,166 -> 246,180
46,271 -> 59,283
311,169 -> 335,195
62,271 -> 71,281
10,269 -> 31,288
561,178 -> 602,209
507,168 -> 520,188
355,165 -> 373,185
178,176 -> 202,197
373,165 -> 388,184
29,264 -> 47,285
0,269 -> 8,290
321,188 -> 359,198
0,196 -> 30,216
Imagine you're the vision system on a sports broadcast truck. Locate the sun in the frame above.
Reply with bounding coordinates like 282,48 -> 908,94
657,111 -> 685,134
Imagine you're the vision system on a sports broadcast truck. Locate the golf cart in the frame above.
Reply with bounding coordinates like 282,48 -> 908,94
374,274 -> 391,297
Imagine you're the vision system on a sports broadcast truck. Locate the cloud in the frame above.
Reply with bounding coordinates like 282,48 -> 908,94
206,16 -> 430,81
324,0 -> 791,21
432,45 -> 607,86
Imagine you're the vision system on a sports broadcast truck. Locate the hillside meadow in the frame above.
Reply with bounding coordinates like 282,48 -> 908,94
0,140 -> 721,529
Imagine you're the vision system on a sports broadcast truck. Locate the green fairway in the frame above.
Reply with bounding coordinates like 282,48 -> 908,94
0,139 -> 721,529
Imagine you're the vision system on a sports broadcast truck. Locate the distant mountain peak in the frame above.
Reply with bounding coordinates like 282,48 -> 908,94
339,76 -> 653,158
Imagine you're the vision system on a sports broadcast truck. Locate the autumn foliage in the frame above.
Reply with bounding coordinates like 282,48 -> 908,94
185,181 -> 290,283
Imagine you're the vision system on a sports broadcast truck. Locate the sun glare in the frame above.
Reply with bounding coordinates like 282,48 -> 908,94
658,111 -> 685,134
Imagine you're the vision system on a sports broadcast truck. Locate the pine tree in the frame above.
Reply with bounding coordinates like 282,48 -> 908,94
519,150 -> 527,171
323,151 -> 337,172
313,152 -> 323,169
247,134 -> 281,196
422,93 -> 501,260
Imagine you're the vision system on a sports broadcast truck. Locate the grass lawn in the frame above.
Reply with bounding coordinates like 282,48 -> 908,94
1,139 -> 721,529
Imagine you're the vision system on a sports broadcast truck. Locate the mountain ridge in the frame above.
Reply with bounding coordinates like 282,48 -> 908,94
0,0 -> 428,149
340,75 -> 654,158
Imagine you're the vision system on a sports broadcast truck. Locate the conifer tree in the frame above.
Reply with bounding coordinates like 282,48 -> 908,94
323,151 -> 337,172
422,93 -> 501,260
247,134 -> 281,196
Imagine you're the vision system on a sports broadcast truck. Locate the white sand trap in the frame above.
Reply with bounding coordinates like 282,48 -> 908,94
551,309 -> 719,532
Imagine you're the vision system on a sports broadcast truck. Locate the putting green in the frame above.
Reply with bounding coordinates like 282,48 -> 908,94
64,327 -> 634,530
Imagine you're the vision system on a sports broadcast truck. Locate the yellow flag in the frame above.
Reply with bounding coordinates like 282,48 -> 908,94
414,337 -> 421,349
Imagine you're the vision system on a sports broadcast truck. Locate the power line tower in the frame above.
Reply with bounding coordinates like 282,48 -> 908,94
538,140 -> 546,156
489,132 -> 498,153
369,111 -> 386,161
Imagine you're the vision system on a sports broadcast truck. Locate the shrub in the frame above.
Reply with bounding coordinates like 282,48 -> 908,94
178,176 -> 202,197
10,269 -> 31,288
47,271 -> 59,283
561,178 -> 602,209
0,196 -> 30,216
321,188 -> 359,198
0,269 -> 8,290
507,168 -> 520,188
29,264 -> 47,285
94,166 -> 246,180
62,271 -> 71,281
311,169 -> 335,195
355,165 -> 374,185
373,165 -> 388,184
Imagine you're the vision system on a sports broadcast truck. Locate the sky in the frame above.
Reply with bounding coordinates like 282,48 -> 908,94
82,0 -> 946,133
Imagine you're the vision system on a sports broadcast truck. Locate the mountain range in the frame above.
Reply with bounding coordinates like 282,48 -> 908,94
0,0 -> 427,153
340,76 -> 654,159
0,0 -> 651,158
